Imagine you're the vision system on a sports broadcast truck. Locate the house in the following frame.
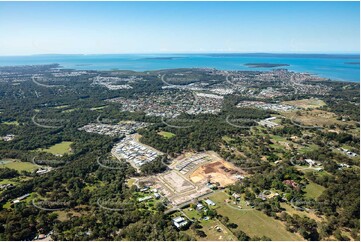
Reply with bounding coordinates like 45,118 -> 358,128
338,163 -> 350,169
347,151 -> 358,157
258,193 -> 266,201
153,193 -> 160,199
36,168 -> 51,175
172,216 -> 188,228
265,117 -> 277,121
139,187 -> 149,192
205,199 -> 216,206
208,184 -> 217,190
305,159 -> 316,166
215,225 -> 222,232
283,180 -> 298,189
196,203 -> 204,210
1,134 -> 15,142
138,196 -> 152,202
232,193 -> 241,200
0,184 -> 14,190
13,193 -> 30,204
235,174 -> 244,180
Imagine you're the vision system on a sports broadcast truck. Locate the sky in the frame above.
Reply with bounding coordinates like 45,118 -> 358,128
0,1 -> 359,55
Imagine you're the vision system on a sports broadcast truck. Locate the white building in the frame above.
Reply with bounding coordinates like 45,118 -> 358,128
205,199 -> 216,206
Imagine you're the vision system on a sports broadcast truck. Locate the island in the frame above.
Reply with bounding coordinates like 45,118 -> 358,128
244,63 -> 290,68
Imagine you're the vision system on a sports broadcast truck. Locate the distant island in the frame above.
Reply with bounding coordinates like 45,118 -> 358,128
345,62 -> 360,65
75,64 -> 92,66
245,63 -> 290,68
141,57 -> 185,60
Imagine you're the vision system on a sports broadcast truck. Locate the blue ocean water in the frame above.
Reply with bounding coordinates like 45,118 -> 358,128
0,53 -> 359,82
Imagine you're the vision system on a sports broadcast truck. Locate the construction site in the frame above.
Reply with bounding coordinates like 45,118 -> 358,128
134,151 -> 245,206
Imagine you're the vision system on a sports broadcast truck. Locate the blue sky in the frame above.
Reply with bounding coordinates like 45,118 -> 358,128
0,1 -> 359,55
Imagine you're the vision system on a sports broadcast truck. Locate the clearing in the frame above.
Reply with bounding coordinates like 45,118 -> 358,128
208,192 -> 302,241
158,131 -> 176,139
304,181 -> 326,199
189,159 -> 243,187
181,209 -> 237,241
282,98 -> 326,109
282,110 -> 355,127
90,106 -> 108,111
280,203 -> 324,222
38,141 -> 73,156
0,159 -> 38,172
2,120 -> 19,126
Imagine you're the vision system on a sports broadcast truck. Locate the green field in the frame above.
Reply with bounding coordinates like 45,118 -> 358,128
0,176 -> 32,185
2,120 -> 19,126
158,131 -> 176,139
38,141 -> 73,155
283,98 -> 326,109
304,181 -> 326,199
2,192 -> 39,210
209,191 -> 302,241
299,144 -> 319,154
178,209 -> 236,241
90,106 -> 107,111
222,135 -> 235,143
0,159 -> 38,172
280,203 -> 322,222
127,178 -> 137,187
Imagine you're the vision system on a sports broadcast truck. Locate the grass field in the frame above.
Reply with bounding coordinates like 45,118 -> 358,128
179,209 -> 236,241
2,120 -> 19,126
38,141 -> 73,156
280,203 -> 323,222
222,136 -> 235,143
0,159 -> 38,172
158,131 -> 176,139
304,181 -> 326,199
2,192 -> 39,209
282,98 -> 326,109
127,178 -> 137,187
299,144 -> 319,154
282,109 -> 355,128
90,106 -> 107,111
208,191 -> 302,241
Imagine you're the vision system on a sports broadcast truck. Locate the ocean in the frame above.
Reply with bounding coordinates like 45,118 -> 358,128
0,53 -> 359,82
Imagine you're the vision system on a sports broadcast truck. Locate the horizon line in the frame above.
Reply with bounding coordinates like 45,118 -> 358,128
0,52 -> 360,57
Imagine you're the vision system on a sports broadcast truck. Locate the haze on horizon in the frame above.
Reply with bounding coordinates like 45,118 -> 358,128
0,1 -> 359,56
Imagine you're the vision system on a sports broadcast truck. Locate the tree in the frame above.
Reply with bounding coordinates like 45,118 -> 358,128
234,230 -> 250,241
